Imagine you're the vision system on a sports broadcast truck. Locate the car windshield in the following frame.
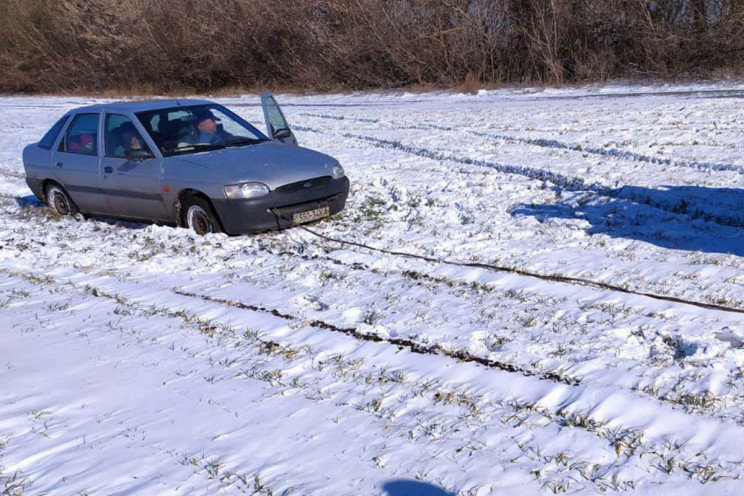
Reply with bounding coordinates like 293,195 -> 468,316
135,104 -> 268,156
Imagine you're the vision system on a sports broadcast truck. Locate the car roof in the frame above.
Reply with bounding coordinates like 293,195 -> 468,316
72,99 -> 215,114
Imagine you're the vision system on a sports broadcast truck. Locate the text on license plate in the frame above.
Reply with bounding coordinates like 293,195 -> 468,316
292,206 -> 330,224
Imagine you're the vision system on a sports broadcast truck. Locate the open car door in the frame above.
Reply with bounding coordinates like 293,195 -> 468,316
261,92 -> 298,146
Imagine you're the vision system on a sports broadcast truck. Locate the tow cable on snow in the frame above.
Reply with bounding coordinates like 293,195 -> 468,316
286,219 -> 744,317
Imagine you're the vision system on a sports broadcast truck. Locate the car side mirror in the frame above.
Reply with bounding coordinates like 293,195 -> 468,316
273,128 -> 291,140
127,149 -> 154,160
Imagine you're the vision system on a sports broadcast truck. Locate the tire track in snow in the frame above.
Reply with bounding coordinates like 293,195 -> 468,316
6,199 -> 740,428
116,278 -> 744,485
172,289 -> 578,386
296,123 -> 606,193
5,242 -> 580,388
0,271 -> 660,492
2,274 -> 468,494
259,240 -> 744,420
2,207 -> 739,425
442,124 -> 744,175
5,230 -> 744,486
6,193 -> 744,425
298,117 -> 744,228
6,193 -> 744,333
301,112 -> 744,175
3,265 -> 573,389
0,272 -> 457,491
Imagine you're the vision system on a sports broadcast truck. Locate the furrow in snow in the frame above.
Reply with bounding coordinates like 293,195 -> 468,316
3,200 -> 744,425
7,266 -> 744,492
0,270 -> 681,493
298,118 -> 744,228
301,112 -> 744,175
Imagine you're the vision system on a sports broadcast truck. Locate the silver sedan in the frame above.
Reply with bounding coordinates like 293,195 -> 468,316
22,93 -> 349,235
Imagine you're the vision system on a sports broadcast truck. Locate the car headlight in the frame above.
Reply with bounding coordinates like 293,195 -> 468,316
224,182 -> 270,199
332,163 -> 345,179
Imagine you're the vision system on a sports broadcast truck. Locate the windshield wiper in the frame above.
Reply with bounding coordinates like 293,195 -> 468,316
224,138 -> 263,148
170,143 -> 225,155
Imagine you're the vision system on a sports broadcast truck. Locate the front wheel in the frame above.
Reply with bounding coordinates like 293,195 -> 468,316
181,196 -> 222,236
45,183 -> 79,217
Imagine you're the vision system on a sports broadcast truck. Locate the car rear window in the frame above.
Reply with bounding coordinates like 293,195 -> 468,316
59,113 -> 99,156
38,115 -> 70,150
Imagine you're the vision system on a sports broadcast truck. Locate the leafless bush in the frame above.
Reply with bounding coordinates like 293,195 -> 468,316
1,0 -> 743,93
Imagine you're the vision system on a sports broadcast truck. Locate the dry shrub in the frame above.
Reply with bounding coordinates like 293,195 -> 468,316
1,0 -> 744,93
459,72 -> 480,94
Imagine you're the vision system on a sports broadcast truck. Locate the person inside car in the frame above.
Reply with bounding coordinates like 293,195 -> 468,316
114,122 -> 145,156
193,108 -> 235,145
68,136 -> 82,153
79,133 -> 95,155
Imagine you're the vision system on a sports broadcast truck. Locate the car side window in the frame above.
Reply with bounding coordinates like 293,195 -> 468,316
59,113 -> 99,156
39,115 -> 70,150
104,114 -> 152,158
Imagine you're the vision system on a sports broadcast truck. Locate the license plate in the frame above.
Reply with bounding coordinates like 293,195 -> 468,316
292,206 -> 330,224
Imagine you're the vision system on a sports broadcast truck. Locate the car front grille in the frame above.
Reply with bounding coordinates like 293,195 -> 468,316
275,176 -> 332,194
273,192 -> 344,215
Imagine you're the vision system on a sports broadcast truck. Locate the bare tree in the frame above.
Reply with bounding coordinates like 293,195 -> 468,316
1,0 -> 743,93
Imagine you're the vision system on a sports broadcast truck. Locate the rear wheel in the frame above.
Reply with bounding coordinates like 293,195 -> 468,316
45,183 -> 78,217
181,196 -> 222,236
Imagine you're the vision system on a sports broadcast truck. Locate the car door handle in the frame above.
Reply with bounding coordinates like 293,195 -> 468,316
104,166 -> 113,173
55,162 -> 63,168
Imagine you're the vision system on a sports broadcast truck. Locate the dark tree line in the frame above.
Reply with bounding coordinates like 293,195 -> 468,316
1,0 -> 743,93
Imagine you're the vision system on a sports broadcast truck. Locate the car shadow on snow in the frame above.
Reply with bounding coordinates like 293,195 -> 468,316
15,194 -> 44,209
382,480 -> 456,496
511,184 -> 744,256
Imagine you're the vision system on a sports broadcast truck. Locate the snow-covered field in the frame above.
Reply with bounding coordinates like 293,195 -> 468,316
2,83 -> 744,495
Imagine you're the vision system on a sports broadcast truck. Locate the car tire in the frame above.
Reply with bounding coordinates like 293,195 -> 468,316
182,196 -> 222,236
45,183 -> 79,217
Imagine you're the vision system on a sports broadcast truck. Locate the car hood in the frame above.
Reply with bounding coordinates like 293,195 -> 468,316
176,142 -> 338,190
